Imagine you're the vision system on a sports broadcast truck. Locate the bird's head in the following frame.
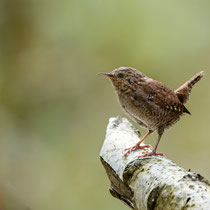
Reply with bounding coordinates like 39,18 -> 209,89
97,67 -> 144,89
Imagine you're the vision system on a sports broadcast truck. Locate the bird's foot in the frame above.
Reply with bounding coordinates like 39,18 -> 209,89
123,144 -> 151,157
136,151 -> 164,158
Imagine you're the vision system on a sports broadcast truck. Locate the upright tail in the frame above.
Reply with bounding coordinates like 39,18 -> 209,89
175,71 -> 204,103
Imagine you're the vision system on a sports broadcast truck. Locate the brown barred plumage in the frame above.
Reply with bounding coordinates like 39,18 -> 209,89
98,67 -> 204,157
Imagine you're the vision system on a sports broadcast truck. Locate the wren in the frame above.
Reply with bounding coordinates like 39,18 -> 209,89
98,67 -> 204,157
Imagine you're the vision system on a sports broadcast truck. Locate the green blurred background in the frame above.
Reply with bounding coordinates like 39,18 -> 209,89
0,0 -> 210,209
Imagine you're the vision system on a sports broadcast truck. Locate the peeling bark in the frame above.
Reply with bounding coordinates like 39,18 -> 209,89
100,116 -> 210,210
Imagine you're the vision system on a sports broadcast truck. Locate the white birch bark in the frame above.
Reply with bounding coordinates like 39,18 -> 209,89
100,116 -> 210,210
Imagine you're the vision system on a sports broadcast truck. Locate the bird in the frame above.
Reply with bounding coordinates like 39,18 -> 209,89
98,67 -> 204,157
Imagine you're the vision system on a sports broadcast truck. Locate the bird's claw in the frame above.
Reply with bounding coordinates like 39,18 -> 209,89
123,144 -> 151,157
136,151 -> 164,158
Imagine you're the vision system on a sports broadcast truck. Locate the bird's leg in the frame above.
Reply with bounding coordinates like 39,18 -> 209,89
137,129 -> 164,158
123,130 -> 153,157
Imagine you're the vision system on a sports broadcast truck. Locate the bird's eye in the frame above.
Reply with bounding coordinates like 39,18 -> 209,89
117,73 -> 124,78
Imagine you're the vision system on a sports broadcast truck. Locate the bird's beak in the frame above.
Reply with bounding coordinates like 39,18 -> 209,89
97,72 -> 113,78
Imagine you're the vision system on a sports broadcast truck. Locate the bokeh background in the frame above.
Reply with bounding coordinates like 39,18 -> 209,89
0,0 -> 210,209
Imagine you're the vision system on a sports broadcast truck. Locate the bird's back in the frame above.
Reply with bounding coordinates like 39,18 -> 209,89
117,76 -> 189,131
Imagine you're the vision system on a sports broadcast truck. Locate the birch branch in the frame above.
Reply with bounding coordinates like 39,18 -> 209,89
100,116 -> 210,210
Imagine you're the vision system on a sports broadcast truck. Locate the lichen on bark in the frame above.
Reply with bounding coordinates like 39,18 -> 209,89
100,116 -> 210,210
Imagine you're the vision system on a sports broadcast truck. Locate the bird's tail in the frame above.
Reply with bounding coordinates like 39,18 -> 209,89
175,71 -> 204,103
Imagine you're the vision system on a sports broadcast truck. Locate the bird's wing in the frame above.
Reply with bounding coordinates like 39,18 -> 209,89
133,78 -> 190,114
175,71 -> 204,103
